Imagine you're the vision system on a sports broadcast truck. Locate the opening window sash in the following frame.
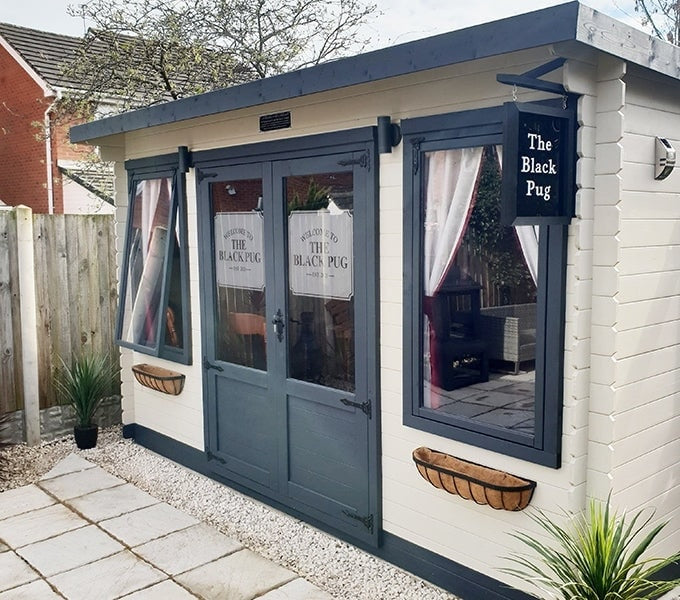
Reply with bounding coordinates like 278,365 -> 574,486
116,159 -> 191,364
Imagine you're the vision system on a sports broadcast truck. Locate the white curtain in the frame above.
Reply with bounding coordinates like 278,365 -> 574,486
495,145 -> 539,285
423,147 -> 484,296
139,179 -> 162,258
422,148 -> 482,404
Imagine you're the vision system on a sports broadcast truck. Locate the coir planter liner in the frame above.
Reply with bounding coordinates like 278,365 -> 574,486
412,447 -> 536,511
132,364 -> 186,395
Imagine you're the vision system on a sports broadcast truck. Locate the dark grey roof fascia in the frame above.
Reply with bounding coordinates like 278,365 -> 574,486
71,1 -> 680,144
71,1 -> 582,143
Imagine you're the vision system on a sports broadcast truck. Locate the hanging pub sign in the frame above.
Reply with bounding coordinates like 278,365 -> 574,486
501,102 -> 576,225
288,210 -> 353,300
214,212 -> 265,290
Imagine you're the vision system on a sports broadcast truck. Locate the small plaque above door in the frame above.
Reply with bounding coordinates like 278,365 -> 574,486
260,111 -> 292,132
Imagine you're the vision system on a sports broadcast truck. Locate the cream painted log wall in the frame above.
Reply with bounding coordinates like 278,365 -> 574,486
103,42 -> 680,590
615,65 -> 680,556
109,47 -> 582,590
587,55 -> 627,504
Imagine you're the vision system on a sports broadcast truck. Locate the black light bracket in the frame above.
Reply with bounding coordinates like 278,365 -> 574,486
377,116 -> 402,154
178,146 -> 193,173
497,57 -> 570,98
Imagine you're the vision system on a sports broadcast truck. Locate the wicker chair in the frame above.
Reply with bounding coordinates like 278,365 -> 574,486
479,303 -> 536,374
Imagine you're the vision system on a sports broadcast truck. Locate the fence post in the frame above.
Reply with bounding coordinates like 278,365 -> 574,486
16,206 -> 40,446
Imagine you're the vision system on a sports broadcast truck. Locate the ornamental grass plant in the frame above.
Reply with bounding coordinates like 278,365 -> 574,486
503,495 -> 680,600
54,354 -> 119,428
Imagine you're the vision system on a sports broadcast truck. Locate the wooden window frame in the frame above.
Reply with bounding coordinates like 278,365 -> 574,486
116,153 -> 192,365
402,104 -> 568,467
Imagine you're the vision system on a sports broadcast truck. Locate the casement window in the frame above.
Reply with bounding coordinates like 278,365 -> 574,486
116,155 -> 191,364
402,105 -> 568,467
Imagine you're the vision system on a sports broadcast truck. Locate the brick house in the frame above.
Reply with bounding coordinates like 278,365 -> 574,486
0,23 -> 113,214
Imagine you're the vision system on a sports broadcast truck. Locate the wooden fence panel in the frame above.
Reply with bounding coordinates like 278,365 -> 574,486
0,210 -> 24,413
33,214 -> 119,409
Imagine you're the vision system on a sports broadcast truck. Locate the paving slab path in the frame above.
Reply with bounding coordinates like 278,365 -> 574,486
0,454 -> 332,600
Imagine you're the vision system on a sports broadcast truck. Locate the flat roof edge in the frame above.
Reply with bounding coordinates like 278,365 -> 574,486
575,4 -> 680,79
71,2 -> 583,144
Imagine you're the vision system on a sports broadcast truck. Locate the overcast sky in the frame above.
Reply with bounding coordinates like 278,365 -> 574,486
2,0 -> 642,49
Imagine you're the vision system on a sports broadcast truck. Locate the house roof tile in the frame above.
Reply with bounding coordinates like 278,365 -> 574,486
0,22 -> 86,89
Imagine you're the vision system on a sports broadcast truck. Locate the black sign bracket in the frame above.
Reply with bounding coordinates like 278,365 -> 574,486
497,57 -> 568,97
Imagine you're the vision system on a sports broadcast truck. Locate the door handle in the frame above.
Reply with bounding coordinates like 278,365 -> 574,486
271,309 -> 285,342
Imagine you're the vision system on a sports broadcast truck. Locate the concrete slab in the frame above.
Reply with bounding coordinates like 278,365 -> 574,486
176,549 -> 297,600
121,580 -> 199,599
67,483 -> 158,522
0,504 -> 86,548
17,524 -> 123,577
0,551 -> 39,592
38,466 -> 125,501
258,578 -> 333,600
99,502 -> 199,547
0,485 -> 55,521
133,522 -> 242,575
474,407 -> 536,428
48,550 -> 165,600
437,400 -> 495,418
0,579 -> 63,599
40,454 -> 96,481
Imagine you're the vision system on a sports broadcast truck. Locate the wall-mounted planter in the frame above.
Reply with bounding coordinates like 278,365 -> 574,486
132,364 -> 185,395
412,447 -> 536,511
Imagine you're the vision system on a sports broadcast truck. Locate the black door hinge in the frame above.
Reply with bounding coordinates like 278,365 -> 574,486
339,397 -> 371,419
342,510 -> 374,534
411,137 -> 425,174
206,450 -> 226,465
338,152 -> 370,171
203,358 -> 224,372
197,170 -> 218,183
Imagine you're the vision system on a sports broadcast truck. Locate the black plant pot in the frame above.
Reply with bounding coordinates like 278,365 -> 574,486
73,424 -> 98,449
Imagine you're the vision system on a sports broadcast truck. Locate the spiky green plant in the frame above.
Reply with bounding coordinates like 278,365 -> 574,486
54,354 -> 119,428
503,495 -> 680,599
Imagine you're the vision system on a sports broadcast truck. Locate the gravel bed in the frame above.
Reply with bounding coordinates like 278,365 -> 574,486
0,427 -> 460,600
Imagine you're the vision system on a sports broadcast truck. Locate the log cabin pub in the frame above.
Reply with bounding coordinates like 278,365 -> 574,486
71,2 -> 680,598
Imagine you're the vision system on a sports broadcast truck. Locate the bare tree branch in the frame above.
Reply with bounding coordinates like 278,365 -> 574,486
634,0 -> 680,43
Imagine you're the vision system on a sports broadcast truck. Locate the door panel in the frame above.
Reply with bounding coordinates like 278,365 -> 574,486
200,143 -> 378,546
287,395 -> 367,507
213,378 -> 276,488
202,163 -> 276,490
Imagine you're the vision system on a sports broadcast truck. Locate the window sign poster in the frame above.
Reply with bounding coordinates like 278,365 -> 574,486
501,102 -> 575,225
288,210 -> 353,300
214,212 -> 265,290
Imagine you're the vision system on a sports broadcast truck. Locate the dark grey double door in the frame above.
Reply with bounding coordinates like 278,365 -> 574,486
197,136 -> 379,546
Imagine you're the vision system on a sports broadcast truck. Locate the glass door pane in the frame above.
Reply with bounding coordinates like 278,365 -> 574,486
211,177 -> 267,369
285,171 -> 355,392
